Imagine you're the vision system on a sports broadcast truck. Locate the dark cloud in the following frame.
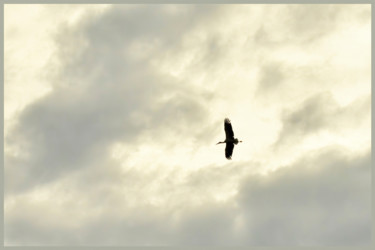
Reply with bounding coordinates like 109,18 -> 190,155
237,147 -> 371,246
274,92 -> 370,148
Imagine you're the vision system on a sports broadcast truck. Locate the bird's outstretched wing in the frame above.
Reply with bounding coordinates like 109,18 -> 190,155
224,118 -> 234,139
225,142 -> 234,160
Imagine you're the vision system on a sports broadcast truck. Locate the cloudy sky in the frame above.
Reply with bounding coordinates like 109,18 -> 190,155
4,4 -> 371,246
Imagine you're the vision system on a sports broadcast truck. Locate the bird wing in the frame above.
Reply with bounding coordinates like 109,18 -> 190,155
224,118 -> 234,139
225,142 -> 234,160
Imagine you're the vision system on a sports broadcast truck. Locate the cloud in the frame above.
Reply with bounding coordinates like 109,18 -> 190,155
4,4 -> 371,246
274,92 -> 370,148
256,62 -> 285,93
253,5 -> 368,46
5,146 -> 370,246
5,5 -> 221,194
285,5 -> 343,43
237,147 -> 371,246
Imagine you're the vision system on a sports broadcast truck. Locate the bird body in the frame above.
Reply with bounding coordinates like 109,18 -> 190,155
217,118 -> 242,160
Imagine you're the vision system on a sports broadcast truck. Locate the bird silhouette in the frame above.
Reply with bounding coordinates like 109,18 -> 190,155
216,118 -> 242,160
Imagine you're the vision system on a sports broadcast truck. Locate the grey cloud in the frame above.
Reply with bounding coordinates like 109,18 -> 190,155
253,5 -> 365,46
274,92 -> 370,148
5,169 -> 240,246
256,62 -> 285,93
5,5 -> 221,194
287,5 -> 371,43
173,204 -> 238,246
286,5 -> 342,43
5,155 -> 241,245
253,25 -> 271,45
6,199 -> 170,246
11,207 -> 235,246
54,5 -> 225,81
5,5 -> 371,246
251,5 -> 338,46
250,4 -> 371,64
5,146 -> 370,246
79,202 -> 238,246
237,147 -> 371,246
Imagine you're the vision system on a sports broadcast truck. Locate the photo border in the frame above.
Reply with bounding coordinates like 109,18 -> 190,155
1,0 -> 373,250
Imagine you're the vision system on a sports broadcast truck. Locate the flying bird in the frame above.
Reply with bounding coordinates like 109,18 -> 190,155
217,118 -> 242,160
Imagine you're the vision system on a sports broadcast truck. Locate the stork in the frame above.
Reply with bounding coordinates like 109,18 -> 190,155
216,118 -> 242,160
